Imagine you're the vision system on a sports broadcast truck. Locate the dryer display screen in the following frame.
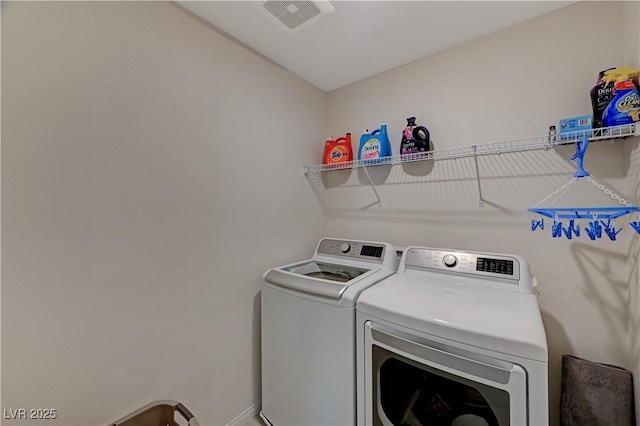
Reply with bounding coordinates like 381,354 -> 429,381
476,257 -> 514,275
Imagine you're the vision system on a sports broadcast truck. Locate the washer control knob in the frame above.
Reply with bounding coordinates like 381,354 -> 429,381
340,243 -> 351,253
443,254 -> 458,267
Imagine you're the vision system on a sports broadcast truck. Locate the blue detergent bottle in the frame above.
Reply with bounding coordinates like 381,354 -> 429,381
602,78 -> 640,127
358,124 -> 392,163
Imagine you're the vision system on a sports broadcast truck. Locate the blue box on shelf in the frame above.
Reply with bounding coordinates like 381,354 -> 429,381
559,115 -> 593,140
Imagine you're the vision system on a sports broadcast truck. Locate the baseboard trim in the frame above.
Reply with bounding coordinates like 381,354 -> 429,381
226,400 -> 262,426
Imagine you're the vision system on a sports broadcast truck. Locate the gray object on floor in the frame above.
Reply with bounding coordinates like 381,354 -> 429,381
109,400 -> 199,426
560,354 -> 635,426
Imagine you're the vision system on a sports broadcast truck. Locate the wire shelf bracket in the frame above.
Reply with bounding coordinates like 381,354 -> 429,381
360,164 -> 383,208
473,145 -> 484,207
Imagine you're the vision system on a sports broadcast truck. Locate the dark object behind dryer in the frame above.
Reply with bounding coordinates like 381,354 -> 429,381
560,354 -> 635,426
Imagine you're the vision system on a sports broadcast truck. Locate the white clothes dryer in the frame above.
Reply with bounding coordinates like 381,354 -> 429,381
261,238 -> 398,426
356,246 -> 548,426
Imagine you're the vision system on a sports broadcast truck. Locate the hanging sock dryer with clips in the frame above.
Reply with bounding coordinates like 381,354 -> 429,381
528,137 -> 640,241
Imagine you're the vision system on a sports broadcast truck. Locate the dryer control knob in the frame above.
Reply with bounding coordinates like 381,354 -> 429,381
443,254 -> 458,267
340,243 -> 351,253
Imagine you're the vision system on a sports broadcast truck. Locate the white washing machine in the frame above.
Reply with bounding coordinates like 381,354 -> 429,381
261,238 -> 398,426
356,246 -> 548,426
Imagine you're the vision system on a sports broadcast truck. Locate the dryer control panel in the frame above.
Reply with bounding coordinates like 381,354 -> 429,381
404,247 -> 521,281
317,239 -> 386,262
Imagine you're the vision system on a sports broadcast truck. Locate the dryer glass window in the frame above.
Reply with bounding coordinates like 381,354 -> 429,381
284,261 -> 369,283
373,345 -> 509,426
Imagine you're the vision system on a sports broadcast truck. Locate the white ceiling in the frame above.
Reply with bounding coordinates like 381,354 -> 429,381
178,1 -> 577,92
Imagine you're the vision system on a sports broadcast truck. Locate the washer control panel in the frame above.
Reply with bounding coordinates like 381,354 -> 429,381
404,247 -> 520,280
317,239 -> 386,262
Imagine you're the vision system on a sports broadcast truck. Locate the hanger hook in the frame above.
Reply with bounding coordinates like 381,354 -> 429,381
570,137 -> 590,178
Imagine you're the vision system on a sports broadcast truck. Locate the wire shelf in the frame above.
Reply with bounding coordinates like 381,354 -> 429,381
303,123 -> 638,212
303,123 -> 638,174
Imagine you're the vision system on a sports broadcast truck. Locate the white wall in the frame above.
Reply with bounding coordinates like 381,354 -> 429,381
623,0 -> 640,420
625,134 -> 640,424
3,2 -> 640,426
324,2 -> 635,425
2,2 -> 325,425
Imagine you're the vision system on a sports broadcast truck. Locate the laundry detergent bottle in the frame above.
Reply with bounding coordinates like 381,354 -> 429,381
590,68 -> 616,128
400,117 -> 430,155
358,124 -> 391,163
322,133 -> 353,165
602,68 -> 640,127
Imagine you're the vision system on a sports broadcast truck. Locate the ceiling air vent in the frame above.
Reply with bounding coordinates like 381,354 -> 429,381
251,1 -> 335,35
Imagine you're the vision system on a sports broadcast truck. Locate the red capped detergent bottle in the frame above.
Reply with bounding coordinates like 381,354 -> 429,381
323,133 -> 353,165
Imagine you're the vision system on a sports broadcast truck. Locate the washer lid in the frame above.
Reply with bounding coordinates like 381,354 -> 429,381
264,260 -> 378,300
357,273 -> 548,361
284,260 -> 370,283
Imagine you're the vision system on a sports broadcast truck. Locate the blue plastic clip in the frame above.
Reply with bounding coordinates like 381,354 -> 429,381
562,219 -> 580,239
531,218 -> 544,231
552,220 -> 563,238
602,220 -> 621,241
585,220 -> 602,240
630,221 -> 640,234
570,137 -> 590,178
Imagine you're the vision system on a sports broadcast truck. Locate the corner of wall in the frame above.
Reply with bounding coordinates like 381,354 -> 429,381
622,0 -> 640,419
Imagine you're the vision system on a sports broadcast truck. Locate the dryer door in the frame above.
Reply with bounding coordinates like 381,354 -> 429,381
364,322 -> 527,426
